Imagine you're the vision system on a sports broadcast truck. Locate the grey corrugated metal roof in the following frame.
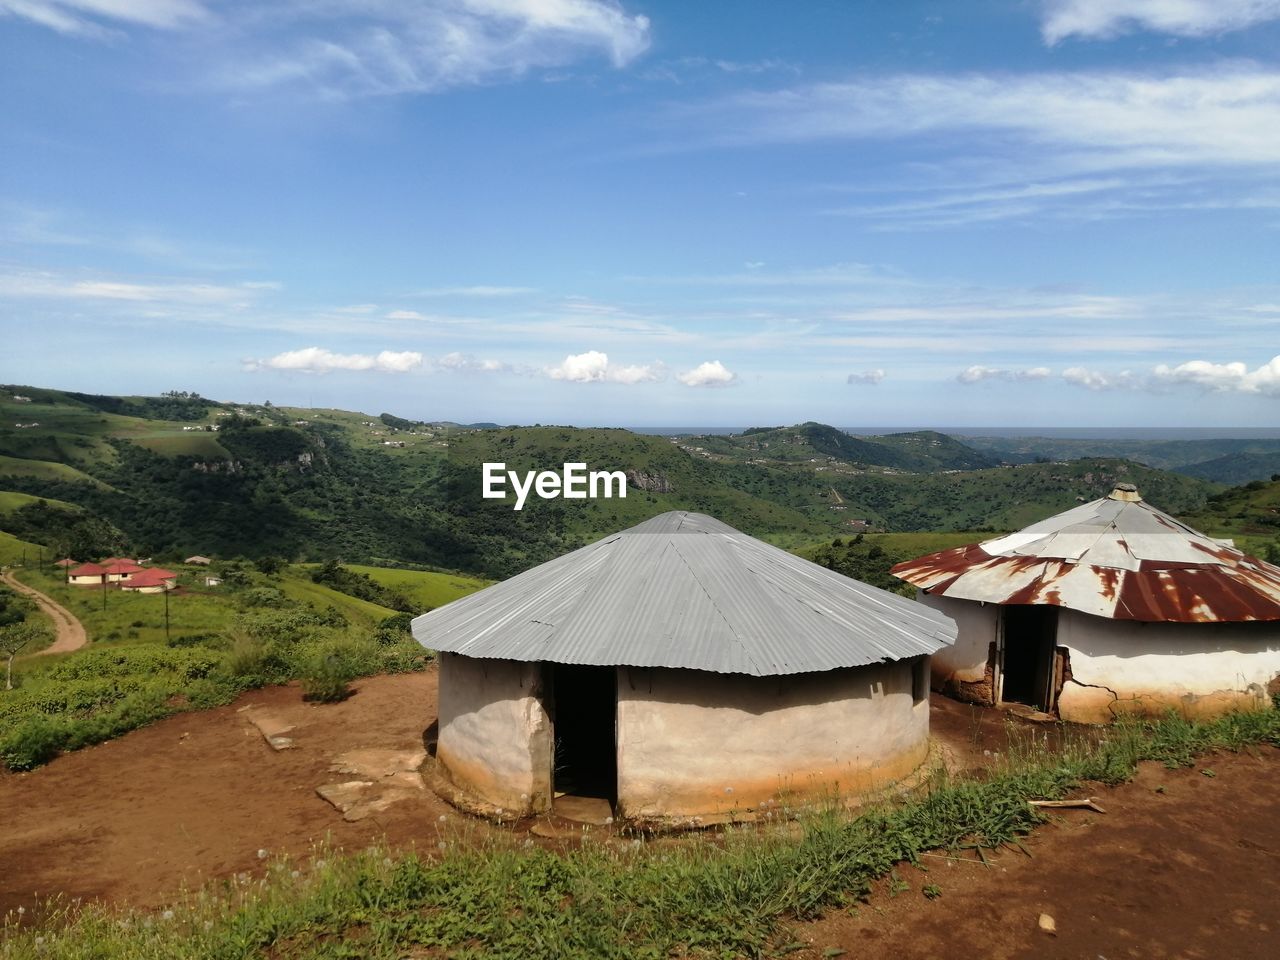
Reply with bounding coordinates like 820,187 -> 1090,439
892,486 -> 1280,623
411,511 -> 956,676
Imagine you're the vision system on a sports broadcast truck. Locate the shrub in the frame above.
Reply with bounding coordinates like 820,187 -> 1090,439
1,715 -> 67,771
302,655 -> 355,703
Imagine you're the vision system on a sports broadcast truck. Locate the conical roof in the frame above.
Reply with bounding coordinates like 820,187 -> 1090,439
892,485 -> 1280,623
411,511 -> 955,676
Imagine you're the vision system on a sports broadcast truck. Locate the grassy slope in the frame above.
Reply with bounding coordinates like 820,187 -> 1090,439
0,491 -> 81,514
277,571 -> 399,626
0,454 -> 110,488
0,530 -> 47,567
344,565 -> 491,612
132,434 -> 231,459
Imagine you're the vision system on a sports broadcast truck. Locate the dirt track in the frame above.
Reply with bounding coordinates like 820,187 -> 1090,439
1,569 -> 86,655
1,670 -> 1277,958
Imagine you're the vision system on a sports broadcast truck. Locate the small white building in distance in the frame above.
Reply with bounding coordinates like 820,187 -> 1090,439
892,484 -> 1280,723
412,511 -> 955,826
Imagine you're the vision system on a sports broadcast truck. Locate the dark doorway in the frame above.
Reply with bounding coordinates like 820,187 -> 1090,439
547,663 -> 617,804
1000,606 -> 1060,711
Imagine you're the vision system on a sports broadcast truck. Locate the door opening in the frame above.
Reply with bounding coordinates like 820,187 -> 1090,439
547,663 -> 617,805
1000,606 -> 1060,711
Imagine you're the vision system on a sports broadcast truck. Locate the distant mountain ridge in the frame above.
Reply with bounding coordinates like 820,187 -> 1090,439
0,385 -> 1225,579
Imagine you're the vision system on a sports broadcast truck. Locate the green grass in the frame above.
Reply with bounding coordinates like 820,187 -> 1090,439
0,491 -> 81,515
0,530 -> 46,567
3,708 -> 1276,958
0,455 -> 109,488
132,434 -> 231,459
12,566 -> 240,649
276,571 -> 399,626
341,565 -> 490,612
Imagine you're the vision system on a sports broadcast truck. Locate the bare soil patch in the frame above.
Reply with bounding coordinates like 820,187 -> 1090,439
2,670 -> 1277,959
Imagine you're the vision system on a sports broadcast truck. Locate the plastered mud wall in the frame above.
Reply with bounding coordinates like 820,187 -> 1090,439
1055,611 -> 1280,723
614,660 -> 930,821
435,654 -> 552,816
919,592 -> 998,703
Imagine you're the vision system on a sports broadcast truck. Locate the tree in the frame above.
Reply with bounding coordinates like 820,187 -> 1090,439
1,622 -> 51,690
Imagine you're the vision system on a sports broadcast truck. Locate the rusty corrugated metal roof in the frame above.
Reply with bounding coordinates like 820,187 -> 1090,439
411,511 -> 956,676
891,486 -> 1280,623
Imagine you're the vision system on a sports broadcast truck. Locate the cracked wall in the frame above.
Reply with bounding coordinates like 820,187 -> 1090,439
435,653 -> 552,816
919,592 -> 998,704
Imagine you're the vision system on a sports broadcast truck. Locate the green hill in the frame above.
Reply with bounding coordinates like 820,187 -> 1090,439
0,387 -> 1224,580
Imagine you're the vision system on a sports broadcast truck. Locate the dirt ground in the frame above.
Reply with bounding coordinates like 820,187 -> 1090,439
2,668 -> 1278,959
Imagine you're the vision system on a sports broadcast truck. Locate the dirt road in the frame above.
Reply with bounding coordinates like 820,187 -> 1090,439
1,569 -> 87,655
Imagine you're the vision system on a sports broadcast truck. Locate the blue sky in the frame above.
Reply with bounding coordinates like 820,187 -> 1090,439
2,0 -> 1280,427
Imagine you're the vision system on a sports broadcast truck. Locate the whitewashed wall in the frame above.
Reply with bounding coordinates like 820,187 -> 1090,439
614,660 -> 930,821
435,654 -> 552,815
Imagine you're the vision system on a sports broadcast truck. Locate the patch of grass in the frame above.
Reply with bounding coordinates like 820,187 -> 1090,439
3,708 -> 1277,957
0,491 -> 81,515
0,454 -> 110,489
0,531 -> 45,567
132,434 -> 230,460
337,564 -> 489,613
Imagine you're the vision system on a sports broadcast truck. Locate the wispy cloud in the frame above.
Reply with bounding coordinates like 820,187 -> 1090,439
0,0 -> 208,37
672,66 -> 1280,173
220,0 -> 651,99
411,285 -> 538,298
246,346 -> 424,374
1042,0 -> 1280,44
676,360 -> 736,387
846,369 -> 885,385
437,351 -> 512,374
1062,366 -> 1141,390
0,267 -> 266,305
957,365 -> 1052,383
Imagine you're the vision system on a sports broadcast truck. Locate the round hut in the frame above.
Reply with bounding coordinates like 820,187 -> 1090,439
892,484 -> 1280,723
411,511 -> 955,825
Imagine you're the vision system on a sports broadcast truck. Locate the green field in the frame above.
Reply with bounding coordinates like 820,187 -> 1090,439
0,490 -> 81,515
277,571 -> 401,626
0,530 -> 47,567
0,454 -> 109,488
12,566 -> 241,648
133,433 -> 231,459
345,564 -> 492,612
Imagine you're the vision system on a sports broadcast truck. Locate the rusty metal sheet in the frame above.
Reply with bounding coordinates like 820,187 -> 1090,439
892,489 -> 1280,624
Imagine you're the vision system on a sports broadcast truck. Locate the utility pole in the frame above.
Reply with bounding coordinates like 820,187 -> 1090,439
164,585 -> 171,643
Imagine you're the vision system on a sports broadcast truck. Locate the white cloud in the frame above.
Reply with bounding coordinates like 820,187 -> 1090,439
957,365 -> 1052,383
223,1 -> 651,98
248,346 -> 424,374
413,285 -> 537,297
1152,355 -> 1280,395
677,360 -> 737,388
437,351 -> 510,373
0,0 -> 207,36
846,369 -> 885,385
546,350 -> 662,384
678,67 -> 1280,171
386,309 -> 427,321
1042,0 -> 1280,44
1062,366 -> 1139,390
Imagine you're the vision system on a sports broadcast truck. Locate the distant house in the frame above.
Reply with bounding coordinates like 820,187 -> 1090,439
892,484 -> 1280,723
101,558 -> 144,583
185,555 -> 213,566
202,575 -> 223,588
121,568 -> 178,593
68,562 -> 108,586
54,558 -> 76,568
11,395 -> 32,403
